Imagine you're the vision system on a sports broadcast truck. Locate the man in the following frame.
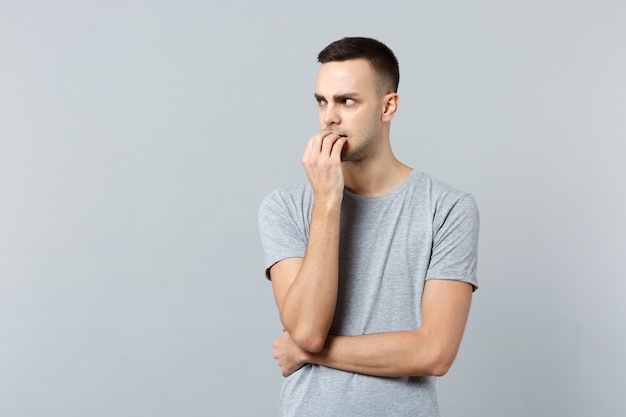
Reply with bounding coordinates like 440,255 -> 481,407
258,37 -> 479,416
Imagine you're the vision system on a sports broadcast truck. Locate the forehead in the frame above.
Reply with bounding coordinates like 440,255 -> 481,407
315,59 -> 378,95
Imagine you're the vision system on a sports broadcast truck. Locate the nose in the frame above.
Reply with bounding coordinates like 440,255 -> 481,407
322,103 -> 340,126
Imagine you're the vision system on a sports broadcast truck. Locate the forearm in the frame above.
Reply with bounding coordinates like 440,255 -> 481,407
273,131 -> 347,352
305,329 -> 454,377
273,281 -> 472,378
280,200 -> 341,352
302,281 -> 472,376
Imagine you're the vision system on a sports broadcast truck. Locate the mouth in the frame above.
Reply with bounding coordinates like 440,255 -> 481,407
324,128 -> 348,138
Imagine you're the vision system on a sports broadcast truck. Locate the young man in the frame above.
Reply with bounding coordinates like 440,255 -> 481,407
258,37 -> 479,416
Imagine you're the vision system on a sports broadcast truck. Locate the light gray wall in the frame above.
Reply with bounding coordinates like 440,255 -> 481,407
1,1 -> 624,416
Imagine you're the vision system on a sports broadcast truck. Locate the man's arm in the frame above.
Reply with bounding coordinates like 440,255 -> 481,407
272,279 -> 473,377
270,131 -> 347,353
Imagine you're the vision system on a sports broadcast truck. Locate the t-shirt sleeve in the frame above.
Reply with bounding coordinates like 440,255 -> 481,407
426,193 -> 480,290
258,188 -> 308,280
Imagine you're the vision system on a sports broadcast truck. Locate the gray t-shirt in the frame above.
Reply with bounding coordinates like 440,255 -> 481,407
258,170 -> 479,417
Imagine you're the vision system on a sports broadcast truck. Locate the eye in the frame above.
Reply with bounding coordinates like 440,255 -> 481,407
316,98 -> 327,106
344,98 -> 356,106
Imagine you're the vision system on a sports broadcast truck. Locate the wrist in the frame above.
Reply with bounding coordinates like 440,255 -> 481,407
302,349 -> 316,366
313,192 -> 343,212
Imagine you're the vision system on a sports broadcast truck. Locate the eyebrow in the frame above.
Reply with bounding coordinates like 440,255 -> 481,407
314,93 -> 360,102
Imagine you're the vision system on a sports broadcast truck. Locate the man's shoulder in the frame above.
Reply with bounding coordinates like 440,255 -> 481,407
260,182 -> 312,202
406,171 -> 479,223
409,170 -> 473,200
259,182 -> 313,216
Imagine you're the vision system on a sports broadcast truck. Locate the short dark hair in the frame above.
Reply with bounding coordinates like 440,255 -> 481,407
317,37 -> 400,93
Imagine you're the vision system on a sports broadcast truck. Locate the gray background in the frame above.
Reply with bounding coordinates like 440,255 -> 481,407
1,0 -> 624,416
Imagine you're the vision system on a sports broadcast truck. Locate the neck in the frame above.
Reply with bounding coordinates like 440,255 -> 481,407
342,152 -> 413,197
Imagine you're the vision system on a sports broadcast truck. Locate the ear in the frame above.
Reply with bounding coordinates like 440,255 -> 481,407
381,93 -> 399,122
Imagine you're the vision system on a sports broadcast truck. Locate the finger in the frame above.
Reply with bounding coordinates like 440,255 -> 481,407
305,131 -> 329,156
329,136 -> 347,159
320,133 -> 340,155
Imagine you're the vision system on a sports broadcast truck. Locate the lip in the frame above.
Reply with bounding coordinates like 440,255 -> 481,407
324,128 -> 348,137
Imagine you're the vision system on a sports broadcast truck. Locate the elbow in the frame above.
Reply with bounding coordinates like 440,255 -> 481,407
283,322 -> 328,353
426,348 -> 458,377
281,316 -> 330,353
280,313 -> 331,353
428,358 -> 453,377
292,331 -> 327,353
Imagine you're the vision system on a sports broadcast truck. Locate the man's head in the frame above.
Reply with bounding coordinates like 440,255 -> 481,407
314,37 -> 400,163
317,37 -> 399,95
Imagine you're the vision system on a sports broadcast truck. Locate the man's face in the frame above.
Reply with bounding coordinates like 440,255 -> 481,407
314,59 -> 385,162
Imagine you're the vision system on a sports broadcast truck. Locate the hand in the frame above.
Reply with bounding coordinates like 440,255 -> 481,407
301,131 -> 347,204
272,331 -> 310,377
